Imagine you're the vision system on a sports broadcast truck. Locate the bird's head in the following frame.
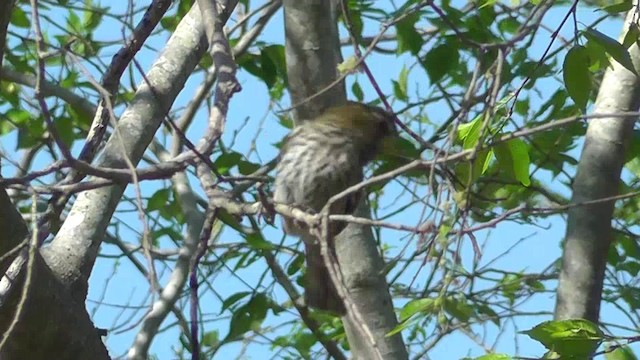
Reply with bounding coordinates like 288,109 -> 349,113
311,101 -> 398,160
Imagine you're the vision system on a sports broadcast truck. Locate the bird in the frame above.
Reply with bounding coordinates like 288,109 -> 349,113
273,101 -> 397,314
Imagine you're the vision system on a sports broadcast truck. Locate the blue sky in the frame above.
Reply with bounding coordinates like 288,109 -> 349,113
1,1 -> 637,359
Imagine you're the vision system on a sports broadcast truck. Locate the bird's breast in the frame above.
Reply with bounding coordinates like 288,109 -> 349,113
274,139 -> 362,212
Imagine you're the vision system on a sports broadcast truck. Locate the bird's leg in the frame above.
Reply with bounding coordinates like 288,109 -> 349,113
257,183 -> 276,225
291,203 -> 316,238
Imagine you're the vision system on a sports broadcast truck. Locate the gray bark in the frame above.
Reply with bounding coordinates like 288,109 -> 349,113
0,1 -> 109,358
0,3 -> 228,359
555,7 -> 640,321
0,190 -> 27,258
0,250 -> 110,359
0,0 -> 15,74
284,0 -> 347,118
283,1 -> 408,358
43,5 -> 209,300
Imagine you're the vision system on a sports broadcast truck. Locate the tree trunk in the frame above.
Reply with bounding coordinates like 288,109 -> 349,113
0,4 -> 227,358
555,5 -> 640,321
282,1 -> 408,358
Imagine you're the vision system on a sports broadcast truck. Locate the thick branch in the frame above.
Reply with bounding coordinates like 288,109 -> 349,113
0,252 -> 109,359
282,1 -> 407,359
283,0 -> 346,121
0,190 -> 27,259
0,0 -> 16,72
42,5 -> 210,300
555,4 -> 640,321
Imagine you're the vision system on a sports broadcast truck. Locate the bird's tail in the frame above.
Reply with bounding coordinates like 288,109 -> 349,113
302,234 -> 346,315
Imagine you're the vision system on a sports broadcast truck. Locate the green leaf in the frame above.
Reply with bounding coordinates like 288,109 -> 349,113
222,293 -> 268,341
214,152 -> 243,174
151,227 -> 182,242
238,51 -> 284,90
351,81 -> 364,101
382,136 -> 421,159
262,45 -> 287,81
5,108 -> 30,128
482,149 -> 494,174
160,15 -> 179,31
277,114 -> 293,130
157,196 -> 183,222
506,139 -> 531,186
473,354 -> 513,360
457,116 -> 483,149
221,292 -> 251,312
619,287 -> 640,310
236,52 -> 260,73
494,140 -> 530,186
623,24 -> 640,49
618,261 -> 640,276
392,66 -> 410,101
422,43 -> 459,83
563,46 -> 592,111
342,6 -> 363,39
605,345 -> 638,360
387,318 -> 414,337
602,0 -> 633,13
286,253 -> 305,275
396,13 -> 424,55
585,38 -> 611,72
337,55 -> 360,74
584,28 -> 638,75
388,298 -> 437,337
454,149 -> 491,188
399,65 -> 409,92
10,7 -> 30,28
624,130 -> 640,163
216,209 -> 244,232
247,293 -> 269,320
437,224 -> 452,242
238,160 -> 261,175
498,18 -> 521,34
83,8 -> 104,30
17,121 -> 46,149
625,156 -> 640,178
259,50 -> 277,89
524,278 -> 545,292
201,330 -> 220,348
67,10 -> 81,31
245,233 -> 273,250
54,117 -> 77,147
225,308 -> 254,341
478,0 -> 498,9
148,189 -> 171,212
618,234 -> 640,260
514,99 -> 530,115
349,11 -> 364,39
499,274 -> 520,305
522,319 -> 605,358
399,298 -> 436,321
1,81 -> 21,107
443,297 -> 474,322
477,304 -> 500,326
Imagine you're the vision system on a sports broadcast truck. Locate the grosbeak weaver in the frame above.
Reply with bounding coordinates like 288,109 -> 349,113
274,101 -> 397,314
